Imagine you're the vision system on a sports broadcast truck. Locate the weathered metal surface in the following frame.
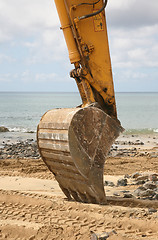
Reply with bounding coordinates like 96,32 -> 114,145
37,106 -> 123,204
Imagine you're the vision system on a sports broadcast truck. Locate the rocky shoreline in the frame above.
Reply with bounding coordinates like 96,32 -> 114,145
0,136 -> 158,160
0,139 -> 40,159
105,172 -> 158,202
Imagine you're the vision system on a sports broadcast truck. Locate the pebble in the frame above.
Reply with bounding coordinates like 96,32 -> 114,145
135,180 -> 146,185
28,235 -> 35,240
143,181 -> 157,190
139,189 -> 155,198
123,193 -> 134,198
104,170 -> 158,201
91,230 -> 117,240
113,192 -> 120,196
104,181 -> 115,187
124,174 -> 130,178
136,175 -> 149,181
91,232 -> 99,240
148,208 -> 157,213
149,174 -> 158,182
127,225 -> 132,230
0,140 -> 40,159
134,187 -> 146,196
131,172 -> 142,179
142,234 -> 147,237
117,178 -> 127,186
154,194 -> 158,200
1,137 -> 157,159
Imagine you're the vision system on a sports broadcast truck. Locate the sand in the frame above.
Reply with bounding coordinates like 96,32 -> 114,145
0,134 -> 158,240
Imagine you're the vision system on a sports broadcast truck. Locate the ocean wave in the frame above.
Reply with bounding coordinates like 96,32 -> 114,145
8,127 -> 35,133
125,128 -> 158,135
1,125 -> 158,135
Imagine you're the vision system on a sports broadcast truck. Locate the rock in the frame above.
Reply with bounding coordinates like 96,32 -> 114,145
149,174 -> 158,182
131,172 -> 142,179
143,181 -> 157,190
121,190 -> 130,193
0,140 -> 40,159
148,208 -> 157,213
113,192 -> 120,196
153,194 -> 158,200
136,175 -> 149,181
117,178 -> 127,186
127,225 -> 132,230
124,174 -> 130,178
123,193 -> 134,198
134,186 -> 146,196
29,236 -> 35,240
150,155 -> 157,158
91,232 -> 109,240
0,126 -> 9,132
104,181 -> 115,187
135,180 -> 146,185
91,230 -> 117,240
139,189 -> 155,198
142,234 -> 147,237
91,232 -> 98,240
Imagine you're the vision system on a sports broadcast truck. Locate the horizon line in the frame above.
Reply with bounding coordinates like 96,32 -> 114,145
0,91 -> 158,94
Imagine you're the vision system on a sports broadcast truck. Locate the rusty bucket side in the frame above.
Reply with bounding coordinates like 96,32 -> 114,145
37,106 -> 123,204
69,107 -> 123,204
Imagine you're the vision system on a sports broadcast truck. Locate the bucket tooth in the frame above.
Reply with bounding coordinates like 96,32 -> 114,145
37,106 -> 123,204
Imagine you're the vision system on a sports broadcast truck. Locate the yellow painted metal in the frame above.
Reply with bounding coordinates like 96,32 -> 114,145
75,80 -> 94,107
93,11 -> 104,32
56,0 -> 117,119
54,0 -> 80,63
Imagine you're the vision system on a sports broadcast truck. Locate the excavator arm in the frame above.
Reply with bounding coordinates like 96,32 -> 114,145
37,0 -> 123,204
55,0 -> 117,118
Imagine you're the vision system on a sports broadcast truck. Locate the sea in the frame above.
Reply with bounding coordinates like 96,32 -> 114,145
0,92 -> 158,144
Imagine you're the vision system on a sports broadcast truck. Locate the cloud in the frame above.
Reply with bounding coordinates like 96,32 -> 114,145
1,0 -> 157,41
20,71 -> 70,83
109,25 -> 158,69
0,54 -> 15,63
0,0 -> 69,65
0,0 -> 157,91
24,30 -> 67,64
21,71 -> 57,82
107,0 -> 158,28
0,0 -> 59,42
106,0 -> 158,73
0,73 -> 17,82
1,0 -> 157,68
35,73 -> 57,82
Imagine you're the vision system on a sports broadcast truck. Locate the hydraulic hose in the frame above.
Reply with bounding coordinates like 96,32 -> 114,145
77,0 -> 101,7
78,0 -> 108,21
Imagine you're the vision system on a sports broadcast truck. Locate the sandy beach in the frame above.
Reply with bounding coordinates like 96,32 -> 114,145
0,133 -> 158,240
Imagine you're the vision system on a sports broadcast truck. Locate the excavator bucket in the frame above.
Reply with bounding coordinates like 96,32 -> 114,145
37,106 -> 123,204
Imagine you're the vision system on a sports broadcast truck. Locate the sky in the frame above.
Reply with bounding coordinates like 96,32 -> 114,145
0,0 -> 158,92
